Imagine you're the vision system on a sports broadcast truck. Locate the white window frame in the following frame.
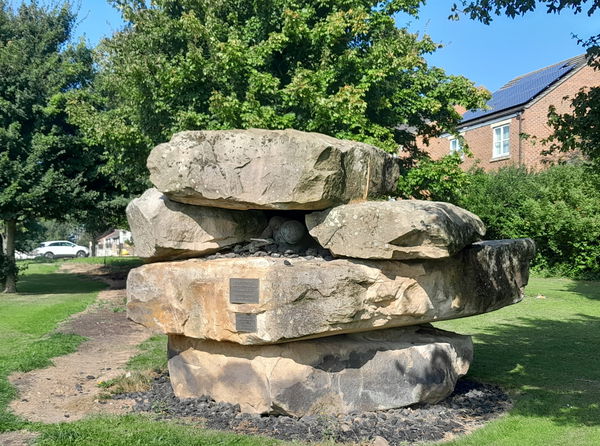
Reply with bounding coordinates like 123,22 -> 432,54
492,121 -> 510,159
449,138 -> 462,155
448,133 -> 466,159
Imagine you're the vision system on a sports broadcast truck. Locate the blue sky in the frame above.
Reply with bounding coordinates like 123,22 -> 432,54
400,2 -> 598,91
14,1 -> 599,94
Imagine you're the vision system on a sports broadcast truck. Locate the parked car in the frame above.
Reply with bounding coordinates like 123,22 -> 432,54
33,241 -> 89,259
15,250 -> 35,260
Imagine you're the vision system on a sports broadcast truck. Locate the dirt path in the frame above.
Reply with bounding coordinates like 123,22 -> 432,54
0,430 -> 40,446
8,263 -> 152,424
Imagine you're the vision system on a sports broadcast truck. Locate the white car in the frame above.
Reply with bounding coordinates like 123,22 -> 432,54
15,251 -> 35,260
33,241 -> 89,259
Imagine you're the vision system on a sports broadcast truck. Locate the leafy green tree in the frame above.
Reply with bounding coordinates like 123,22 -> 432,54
452,0 -> 598,21
0,1 -> 95,293
69,0 -> 489,192
452,0 -> 600,166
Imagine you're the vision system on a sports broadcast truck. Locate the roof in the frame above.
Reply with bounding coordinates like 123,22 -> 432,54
98,229 -> 131,242
98,229 -> 119,241
461,54 -> 587,124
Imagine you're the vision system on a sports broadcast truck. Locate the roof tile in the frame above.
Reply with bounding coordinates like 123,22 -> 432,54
462,55 -> 587,123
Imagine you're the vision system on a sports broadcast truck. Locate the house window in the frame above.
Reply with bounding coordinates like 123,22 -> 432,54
449,138 -> 462,155
493,124 -> 510,158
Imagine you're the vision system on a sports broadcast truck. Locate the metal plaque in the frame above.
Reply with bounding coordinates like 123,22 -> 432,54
229,278 -> 260,304
235,313 -> 257,333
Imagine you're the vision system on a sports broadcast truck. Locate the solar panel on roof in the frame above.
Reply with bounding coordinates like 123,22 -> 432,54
462,56 -> 583,123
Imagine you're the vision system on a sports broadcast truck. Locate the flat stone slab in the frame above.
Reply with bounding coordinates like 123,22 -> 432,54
127,188 -> 267,261
306,200 -> 486,260
167,325 -> 472,416
127,239 -> 534,345
147,129 -> 399,210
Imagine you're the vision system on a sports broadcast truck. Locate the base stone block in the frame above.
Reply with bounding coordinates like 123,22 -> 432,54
167,325 -> 472,416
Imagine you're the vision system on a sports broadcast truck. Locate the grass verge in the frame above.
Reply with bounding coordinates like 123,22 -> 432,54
0,263 -> 105,432
36,414 -> 282,446
63,256 -> 143,269
19,256 -> 143,271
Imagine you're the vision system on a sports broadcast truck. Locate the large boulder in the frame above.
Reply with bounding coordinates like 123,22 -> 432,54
147,129 -> 400,210
126,188 -> 268,262
167,325 -> 473,416
126,239 -> 535,345
306,200 -> 486,260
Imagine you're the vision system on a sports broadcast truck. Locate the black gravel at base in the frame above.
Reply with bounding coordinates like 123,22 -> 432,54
115,374 -> 511,445
205,245 -> 335,261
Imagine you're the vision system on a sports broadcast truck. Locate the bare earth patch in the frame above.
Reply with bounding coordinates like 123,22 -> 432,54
8,263 -> 152,424
0,430 -> 39,446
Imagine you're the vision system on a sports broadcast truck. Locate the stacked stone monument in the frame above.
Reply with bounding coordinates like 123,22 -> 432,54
126,129 -> 535,417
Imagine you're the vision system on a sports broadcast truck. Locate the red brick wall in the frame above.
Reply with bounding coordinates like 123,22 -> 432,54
420,64 -> 600,171
424,116 -> 520,170
519,64 -> 598,169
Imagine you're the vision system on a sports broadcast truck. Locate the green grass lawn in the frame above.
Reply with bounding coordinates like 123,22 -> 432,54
1,264 -> 599,445
436,277 -> 600,446
63,256 -> 144,268
21,256 -> 144,269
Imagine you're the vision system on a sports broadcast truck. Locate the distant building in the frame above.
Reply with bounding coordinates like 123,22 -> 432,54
422,55 -> 599,170
94,229 -> 133,257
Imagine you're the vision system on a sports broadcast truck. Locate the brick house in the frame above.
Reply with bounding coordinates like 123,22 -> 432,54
422,55 -> 599,170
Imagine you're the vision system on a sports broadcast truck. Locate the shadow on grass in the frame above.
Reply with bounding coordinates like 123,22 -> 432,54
564,280 -> 600,301
470,314 -> 600,427
16,273 -> 106,295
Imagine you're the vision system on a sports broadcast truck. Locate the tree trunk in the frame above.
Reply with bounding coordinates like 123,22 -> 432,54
3,220 -> 17,293
91,233 -> 98,257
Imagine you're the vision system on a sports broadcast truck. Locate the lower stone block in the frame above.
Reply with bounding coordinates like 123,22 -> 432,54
127,239 -> 534,345
167,325 -> 473,416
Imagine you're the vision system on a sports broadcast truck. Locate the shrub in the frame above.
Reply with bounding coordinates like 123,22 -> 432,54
457,164 -> 600,279
396,153 -> 471,203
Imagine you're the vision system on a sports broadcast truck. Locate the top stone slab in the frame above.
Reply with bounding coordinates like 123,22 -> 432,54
147,129 -> 400,210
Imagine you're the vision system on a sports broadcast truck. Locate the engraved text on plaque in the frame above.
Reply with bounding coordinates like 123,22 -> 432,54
229,278 -> 260,304
235,313 -> 257,333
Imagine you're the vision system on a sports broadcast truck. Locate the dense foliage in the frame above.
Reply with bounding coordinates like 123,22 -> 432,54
67,0 -> 489,192
397,160 -> 600,278
0,1 -> 100,292
453,0 -> 600,167
457,165 -> 600,279
396,153 -> 471,203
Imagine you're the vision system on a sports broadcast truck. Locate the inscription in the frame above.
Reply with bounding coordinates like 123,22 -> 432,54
229,278 -> 260,304
235,313 -> 257,333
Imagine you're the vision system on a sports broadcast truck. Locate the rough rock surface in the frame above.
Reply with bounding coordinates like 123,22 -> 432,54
126,239 -> 535,345
306,200 -> 486,260
126,188 -> 267,261
167,325 -> 472,416
147,129 -> 400,210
